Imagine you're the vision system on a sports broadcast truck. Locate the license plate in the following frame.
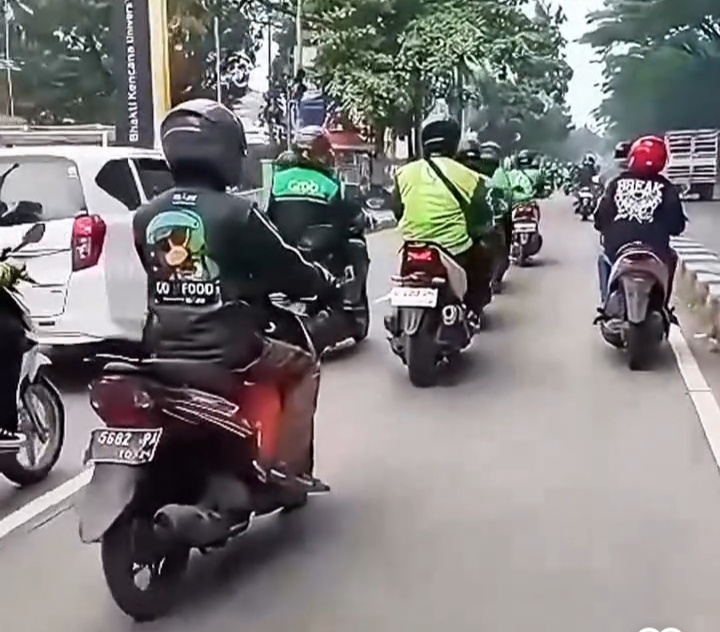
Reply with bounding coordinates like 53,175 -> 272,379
519,234 -> 528,244
84,428 -> 163,466
514,223 -> 536,232
390,287 -> 438,307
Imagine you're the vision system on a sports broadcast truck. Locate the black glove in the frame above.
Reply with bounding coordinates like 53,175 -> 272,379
313,263 -> 344,306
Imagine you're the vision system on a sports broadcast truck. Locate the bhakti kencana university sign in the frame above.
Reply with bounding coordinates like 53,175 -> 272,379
112,0 -> 171,148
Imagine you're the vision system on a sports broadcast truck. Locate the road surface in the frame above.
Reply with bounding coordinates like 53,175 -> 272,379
1,198 -> 720,632
685,200 -> 720,253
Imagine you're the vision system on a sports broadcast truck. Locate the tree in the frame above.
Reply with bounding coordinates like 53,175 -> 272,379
2,0 -> 264,123
582,0 -> 720,138
304,0 -> 573,154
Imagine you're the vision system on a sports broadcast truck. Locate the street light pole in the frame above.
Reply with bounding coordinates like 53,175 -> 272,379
213,15 -> 221,102
3,0 -> 13,117
294,0 -> 302,76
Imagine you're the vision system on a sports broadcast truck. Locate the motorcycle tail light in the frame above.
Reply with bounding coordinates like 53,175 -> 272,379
401,245 -> 446,277
89,375 -> 156,428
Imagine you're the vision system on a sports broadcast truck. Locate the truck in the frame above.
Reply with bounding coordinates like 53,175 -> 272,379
664,128 -> 719,201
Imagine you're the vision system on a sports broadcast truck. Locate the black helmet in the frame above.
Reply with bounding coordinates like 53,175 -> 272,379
614,141 -> 631,160
456,136 -> 481,161
160,98 -> 247,189
478,141 -> 501,163
421,115 -> 461,158
516,149 -> 532,167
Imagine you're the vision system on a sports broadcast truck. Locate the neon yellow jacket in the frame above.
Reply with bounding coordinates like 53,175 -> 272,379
393,157 -> 493,255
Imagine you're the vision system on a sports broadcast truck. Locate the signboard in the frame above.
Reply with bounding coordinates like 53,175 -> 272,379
112,0 -> 170,147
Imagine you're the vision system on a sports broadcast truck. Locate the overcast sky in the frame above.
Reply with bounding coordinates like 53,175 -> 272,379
249,0 -> 606,126
560,0 -> 604,125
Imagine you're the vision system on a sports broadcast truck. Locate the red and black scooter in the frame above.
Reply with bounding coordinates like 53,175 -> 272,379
510,201 -> 543,266
76,309 -> 327,622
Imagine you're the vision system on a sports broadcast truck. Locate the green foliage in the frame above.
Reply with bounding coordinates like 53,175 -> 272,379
1,0 -> 263,123
583,0 -> 720,138
304,0 -> 573,150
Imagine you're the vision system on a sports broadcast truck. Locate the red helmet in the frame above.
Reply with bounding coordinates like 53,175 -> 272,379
627,135 -> 668,175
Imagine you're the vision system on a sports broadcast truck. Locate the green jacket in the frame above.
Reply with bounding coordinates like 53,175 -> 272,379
393,156 -> 493,255
507,168 -> 540,203
488,166 -> 514,218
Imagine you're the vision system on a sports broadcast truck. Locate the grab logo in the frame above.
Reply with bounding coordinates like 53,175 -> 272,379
639,628 -> 681,632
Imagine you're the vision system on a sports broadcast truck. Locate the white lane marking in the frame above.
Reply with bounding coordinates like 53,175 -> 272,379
374,292 -> 391,304
0,467 -> 92,540
668,327 -> 720,469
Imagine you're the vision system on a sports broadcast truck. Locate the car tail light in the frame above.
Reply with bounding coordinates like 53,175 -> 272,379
400,245 -> 445,276
89,375 -> 155,428
72,215 -> 106,271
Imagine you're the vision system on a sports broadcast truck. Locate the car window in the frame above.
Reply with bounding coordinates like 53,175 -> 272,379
0,156 -> 86,226
134,158 -> 173,199
96,159 -> 141,210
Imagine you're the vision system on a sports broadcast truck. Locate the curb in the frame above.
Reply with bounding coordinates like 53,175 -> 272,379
673,236 -> 720,339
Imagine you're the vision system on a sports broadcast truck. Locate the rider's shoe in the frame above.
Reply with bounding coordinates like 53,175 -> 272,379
0,428 -> 23,448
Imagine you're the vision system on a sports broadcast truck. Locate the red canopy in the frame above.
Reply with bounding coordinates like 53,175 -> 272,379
327,130 -> 373,152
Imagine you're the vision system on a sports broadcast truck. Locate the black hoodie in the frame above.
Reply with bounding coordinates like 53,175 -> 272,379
593,171 -> 687,260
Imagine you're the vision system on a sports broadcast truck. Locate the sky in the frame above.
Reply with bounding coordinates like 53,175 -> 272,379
248,0 -> 605,126
559,0 -> 605,125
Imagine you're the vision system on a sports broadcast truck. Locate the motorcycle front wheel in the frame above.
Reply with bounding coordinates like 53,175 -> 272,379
1,375 -> 65,486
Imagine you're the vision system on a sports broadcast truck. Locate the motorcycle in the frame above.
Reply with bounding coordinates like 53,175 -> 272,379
272,224 -> 370,353
0,222 -> 65,486
510,202 -> 543,266
595,242 -> 674,370
383,242 -> 474,387
577,186 -> 595,221
76,308 -> 327,621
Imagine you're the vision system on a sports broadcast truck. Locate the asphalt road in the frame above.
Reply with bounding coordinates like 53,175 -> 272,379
1,198 -> 720,631
685,200 -> 720,253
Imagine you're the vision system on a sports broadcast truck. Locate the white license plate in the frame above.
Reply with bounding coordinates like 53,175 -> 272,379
84,428 -> 163,466
514,223 -> 536,232
390,287 -> 438,307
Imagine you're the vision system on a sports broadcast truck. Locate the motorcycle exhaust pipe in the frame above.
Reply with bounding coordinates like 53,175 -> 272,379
153,504 -> 233,547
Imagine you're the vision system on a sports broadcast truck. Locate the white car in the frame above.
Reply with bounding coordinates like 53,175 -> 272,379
0,145 -> 265,357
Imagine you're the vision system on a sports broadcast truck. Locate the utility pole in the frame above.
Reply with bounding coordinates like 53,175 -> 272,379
3,0 -> 13,116
294,0 -> 302,76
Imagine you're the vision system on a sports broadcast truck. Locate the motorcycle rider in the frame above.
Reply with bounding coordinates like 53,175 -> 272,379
265,125 -> 370,328
0,260 -> 30,446
392,115 -> 494,321
132,99 -> 340,492
507,150 -> 544,202
573,153 -> 600,213
456,138 -> 513,292
594,135 -> 686,306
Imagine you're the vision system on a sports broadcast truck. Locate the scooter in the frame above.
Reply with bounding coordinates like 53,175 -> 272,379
0,222 -> 65,486
76,308 -> 327,621
273,224 -> 370,353
577,186 -> 594,220
384,242 -> 474,387
510,202 -> 543,266
595,242 -> 675,370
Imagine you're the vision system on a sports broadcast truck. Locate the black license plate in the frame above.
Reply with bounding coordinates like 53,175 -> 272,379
84,428 -> 163,466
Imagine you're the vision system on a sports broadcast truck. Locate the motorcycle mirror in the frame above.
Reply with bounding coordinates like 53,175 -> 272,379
20,223 -> 45,246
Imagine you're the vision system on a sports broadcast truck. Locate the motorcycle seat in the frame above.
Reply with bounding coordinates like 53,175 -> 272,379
101,358 -> 243,400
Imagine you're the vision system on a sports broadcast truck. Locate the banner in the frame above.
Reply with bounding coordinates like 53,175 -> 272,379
113,0 -> 170,148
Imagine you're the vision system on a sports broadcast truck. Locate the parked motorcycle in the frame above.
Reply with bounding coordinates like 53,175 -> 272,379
272,224 -> 369,353
384,242 -> 474,387
510,202 -> 543,266
0,223 -> 65,486
577,186 -> 595,221
595,242 -> 674,369
77,309 -> 327,621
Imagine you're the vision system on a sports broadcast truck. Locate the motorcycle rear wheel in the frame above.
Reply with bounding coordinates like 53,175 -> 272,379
101,511 -> 189,622
627,323 -> 649,371
405,318 -> 438,387
352,289 -> 370,343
